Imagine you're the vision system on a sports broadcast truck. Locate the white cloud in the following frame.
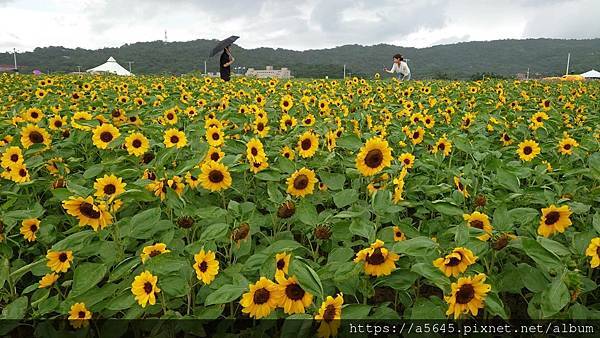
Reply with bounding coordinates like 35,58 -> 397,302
0,0 -> 598,53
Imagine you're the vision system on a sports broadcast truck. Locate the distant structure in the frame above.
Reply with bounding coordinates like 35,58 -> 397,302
580,69 -> 600,79
0,65 -> 17,73
164,30 -> 168,43
87,57 -> 133,76
245,66 -> 291,79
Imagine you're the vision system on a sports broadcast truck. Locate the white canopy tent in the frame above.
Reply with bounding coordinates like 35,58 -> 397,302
87,57 -> 132,76
580,69 -> 600,79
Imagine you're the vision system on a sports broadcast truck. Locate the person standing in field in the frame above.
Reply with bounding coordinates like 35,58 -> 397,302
384,54 -> 411,80
219,45 -> 235,81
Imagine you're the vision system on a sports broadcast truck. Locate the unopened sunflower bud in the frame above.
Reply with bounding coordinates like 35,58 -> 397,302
277,201 -> 295,219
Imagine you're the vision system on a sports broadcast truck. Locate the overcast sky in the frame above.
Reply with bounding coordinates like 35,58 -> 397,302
1,0 -> 599,53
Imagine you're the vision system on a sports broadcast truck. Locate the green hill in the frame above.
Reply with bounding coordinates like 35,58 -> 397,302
2,38 -> 599,79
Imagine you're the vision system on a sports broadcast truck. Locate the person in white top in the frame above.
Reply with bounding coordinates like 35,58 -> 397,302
384,54 -> 411,80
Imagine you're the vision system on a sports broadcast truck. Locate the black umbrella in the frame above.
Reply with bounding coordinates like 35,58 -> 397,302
209,36 -> 239,57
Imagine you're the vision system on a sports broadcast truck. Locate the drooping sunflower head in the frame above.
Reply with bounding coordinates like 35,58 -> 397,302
356,137 -> 393,176
454,176 -> 470,198
62,196 -> 113,231
585,237 -> 600,268
537,204 -> 572,237
392,226 -> 406,242
286,167 -> 317,198
433,247 -> 478,277
140,243 -> 170,263
275,252 -> 291,278
444,273 -> 491,319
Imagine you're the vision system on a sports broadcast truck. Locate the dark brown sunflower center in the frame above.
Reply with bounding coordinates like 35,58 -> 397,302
54,120 -> 62,127
301,138 -> 312,150
283,101 -> 289,107
170,135 -> 179,144
29,131 -> 44,144
274,257 -> 286,271
58,252 -> 68,262
438,143 -> 446,150
285,119 -> 292,126
199,261 -> 208,272
212,133 -> 220,141
167,113 -> 174,119
78,311 -> 86,318
523,146 -> 532,155
458,182 -> 464,190
31,112 -> 39,118
100,132 -> 113,143
285,283 -> 305,301
564,144 -> 571,150
545,211 -> 561,225
456,284 -> 475,304
251,148 -> 258,156
208,170 -> 224,183
103,184 -> 116,195
132,139 -> 142,148
293,174 -> 309,190
364,149 -> 383,168
19,169 -> 27,177
253,288 -> 270,305
79,202 -> 101,219
396,231 -> 403,238
446,255 -> 462,267
30,224 -> 38,232
9,154 -> 18,162
323,304 -> 337,322
470,220 -> 484,229
143,282 -> 153,294
464,119 -> 471,126
210,152 -> 220,161
366,248 -> 386,265
149,250 -> 162,258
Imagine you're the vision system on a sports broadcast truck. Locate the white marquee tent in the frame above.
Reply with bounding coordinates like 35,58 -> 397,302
580,69 -> 600,79
87,57 -> 132,76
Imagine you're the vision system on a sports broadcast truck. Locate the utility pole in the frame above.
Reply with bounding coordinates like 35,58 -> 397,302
204,60 -> 207,74
526,67 -> 530,80
127,61 -> 134,73
343,64 -> 346,79
13,48 -> 18,71
565,53 -> 571,75
77,65 -> 82,73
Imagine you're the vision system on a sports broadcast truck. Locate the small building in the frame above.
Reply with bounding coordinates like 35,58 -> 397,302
245,66 -> 291,79
580,69 -> 600,80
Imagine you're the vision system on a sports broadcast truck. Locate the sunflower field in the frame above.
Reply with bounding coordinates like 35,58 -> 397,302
0,72 -> 599,336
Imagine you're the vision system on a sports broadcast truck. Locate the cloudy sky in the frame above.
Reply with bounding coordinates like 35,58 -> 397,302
1,0 -> 599,53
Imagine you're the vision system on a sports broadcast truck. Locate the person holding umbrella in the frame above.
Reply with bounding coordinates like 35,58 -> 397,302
384,54 -> 411,81
209,36 -> 239,82
220,45 -> 235,81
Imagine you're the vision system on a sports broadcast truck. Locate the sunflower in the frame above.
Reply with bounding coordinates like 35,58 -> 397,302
279,114 -> 297,131
286,167 -> 317,197
48,115 -> 68,130
276,274 -> 313,314
355,137 -> 393,176
537,204 -> 572,237
163,109 -> 178,125
199,160 -> 232,192
24,107 -> 44,123
38,272 -> 59,289
558,136 -> 579,155
281,146 -> 295,160
325,130 -> 337,151
275,252 -> 291,279
94,174 -> 126,201
444,273 -> 491,319
1,146 -> 24,168
517,139 -> 541,161
398,152 -> 415,168
62,196 -> 113,231
280,94 -> 294,111
354,239 -> 399,277
454,176 -> 470,198
68,302 -> 92,328
91,123 -> 120,149
297,130 -> 319,158
204,146 -> 225,162
140,243 -> 170,263
163,128 -> 187,148
185,171 -> 200,188
146,179 -> 167,201
193,249 -> 219,285
8,163 -> 30,183
409,126 -> 425,145
500,132 -> 512,146
432,137 -> 452,156
124,132 -> 149,156
433,247 -> 478,277
463,211 -> 493,241
20,124 -> 51,149
46,250 -> 73,273
585,238 -> 600,268
205,126 -> 224,147
392,226 -> 406,242
249,160 -> 269,174
131,270 -> 161,308
240,277 -> 282,319
168,175 -> 185,196
20,218 -> 40,242
246,138 -> 267,163
314,293 -> 344,338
